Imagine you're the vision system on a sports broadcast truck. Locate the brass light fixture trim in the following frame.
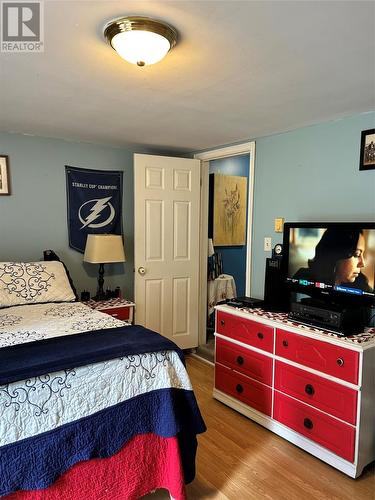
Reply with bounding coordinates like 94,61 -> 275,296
104,16 -> 178,66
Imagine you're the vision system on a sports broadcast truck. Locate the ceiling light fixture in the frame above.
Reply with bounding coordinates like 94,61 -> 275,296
104,16 -> 178,67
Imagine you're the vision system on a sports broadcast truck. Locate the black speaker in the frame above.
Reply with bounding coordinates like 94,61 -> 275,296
263,258 -> 289,312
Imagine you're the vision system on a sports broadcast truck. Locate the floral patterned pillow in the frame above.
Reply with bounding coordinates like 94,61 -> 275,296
0,261 -> 76,308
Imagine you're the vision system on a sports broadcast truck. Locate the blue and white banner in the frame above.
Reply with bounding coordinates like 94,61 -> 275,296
65,166 -> 123,253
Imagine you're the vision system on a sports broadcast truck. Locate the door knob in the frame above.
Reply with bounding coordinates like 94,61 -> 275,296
138,266 -> 146,275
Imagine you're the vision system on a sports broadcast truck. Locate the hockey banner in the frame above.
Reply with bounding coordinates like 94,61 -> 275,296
66,166 -> 123,253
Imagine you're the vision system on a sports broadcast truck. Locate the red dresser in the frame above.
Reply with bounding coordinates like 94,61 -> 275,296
213,305 -> 375,478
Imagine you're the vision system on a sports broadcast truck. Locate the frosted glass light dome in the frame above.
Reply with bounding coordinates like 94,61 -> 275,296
104,17 -> 178,67
111,30 -> 171,66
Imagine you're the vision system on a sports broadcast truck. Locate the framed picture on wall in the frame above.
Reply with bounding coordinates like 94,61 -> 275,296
211,174 -> 248,246
359,129 -> 375,171
0,155 -> 10,195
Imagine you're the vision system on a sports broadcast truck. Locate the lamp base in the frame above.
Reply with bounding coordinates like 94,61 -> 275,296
94,263 -> 106,302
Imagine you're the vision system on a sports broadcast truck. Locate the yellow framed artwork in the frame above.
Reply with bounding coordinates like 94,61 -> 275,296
212,174 -> 247,246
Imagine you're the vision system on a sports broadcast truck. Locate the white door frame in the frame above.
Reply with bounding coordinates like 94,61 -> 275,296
194,141 -> 256,346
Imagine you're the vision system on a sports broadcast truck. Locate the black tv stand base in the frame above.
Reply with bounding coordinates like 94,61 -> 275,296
289,298 -> 366,336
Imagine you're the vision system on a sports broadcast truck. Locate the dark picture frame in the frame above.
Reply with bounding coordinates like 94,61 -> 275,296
359,129 -> 375,171
0,155 -> 10,195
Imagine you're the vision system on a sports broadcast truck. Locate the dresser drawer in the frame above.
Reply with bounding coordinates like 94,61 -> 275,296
275,361 -> 358,425
215,364 -> 272,416
216,338 -> 273,385
216,311 -> 274,352
100,306 -> 131,320
274,392 -> 355,462
275,329 -> 359,384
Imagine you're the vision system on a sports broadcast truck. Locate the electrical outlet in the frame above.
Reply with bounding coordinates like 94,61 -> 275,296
264,237 -> 272,251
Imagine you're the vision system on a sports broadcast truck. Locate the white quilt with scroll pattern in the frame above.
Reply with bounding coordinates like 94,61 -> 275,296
0,302 -> 191,447
0,302 -> 125,347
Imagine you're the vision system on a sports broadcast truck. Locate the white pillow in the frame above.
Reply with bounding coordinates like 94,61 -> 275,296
0,261 -> 76,308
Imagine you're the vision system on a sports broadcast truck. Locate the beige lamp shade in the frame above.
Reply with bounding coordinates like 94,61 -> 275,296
83,234 -> 126,264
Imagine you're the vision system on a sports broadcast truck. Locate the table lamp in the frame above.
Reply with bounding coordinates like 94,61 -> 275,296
83,234 -> 126,300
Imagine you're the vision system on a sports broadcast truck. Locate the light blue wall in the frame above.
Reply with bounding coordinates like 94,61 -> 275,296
0,133 -> 139,299
251,112 -> 375,298
2,112 -> 374,303
209,154 -> 250,296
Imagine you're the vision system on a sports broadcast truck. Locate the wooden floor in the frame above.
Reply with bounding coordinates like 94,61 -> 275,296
182,356 -> 374,500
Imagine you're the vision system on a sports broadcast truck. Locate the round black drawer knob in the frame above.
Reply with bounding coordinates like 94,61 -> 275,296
304,418 -> 314,430
282,340 -> 288,347
236,356 -> 244,366
305,384 -> 315,396
337,357 -> 344,367
220,319 -> 225,326
236,384 -> 244,394
257,332 -> 264,339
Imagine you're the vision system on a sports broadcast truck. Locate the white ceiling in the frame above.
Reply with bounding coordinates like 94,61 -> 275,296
0,1 -> 374,153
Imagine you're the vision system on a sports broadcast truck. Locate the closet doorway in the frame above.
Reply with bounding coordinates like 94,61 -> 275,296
195,142 -> 256,362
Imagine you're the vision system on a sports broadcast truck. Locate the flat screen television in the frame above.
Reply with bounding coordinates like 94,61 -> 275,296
282,222 -> 375,308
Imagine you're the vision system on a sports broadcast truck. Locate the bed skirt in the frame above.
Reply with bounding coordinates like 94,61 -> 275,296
5,433 -> 186,500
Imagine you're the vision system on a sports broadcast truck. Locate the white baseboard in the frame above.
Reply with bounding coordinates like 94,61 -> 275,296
190,352 -> 215,366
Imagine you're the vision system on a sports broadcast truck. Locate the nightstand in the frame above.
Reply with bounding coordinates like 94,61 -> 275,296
85,298 -> 135,323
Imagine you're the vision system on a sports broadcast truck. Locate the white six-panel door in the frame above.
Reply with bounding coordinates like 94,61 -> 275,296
134,154 -> 201,349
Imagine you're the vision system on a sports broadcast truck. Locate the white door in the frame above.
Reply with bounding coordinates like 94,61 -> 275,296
134,154 -> 201,349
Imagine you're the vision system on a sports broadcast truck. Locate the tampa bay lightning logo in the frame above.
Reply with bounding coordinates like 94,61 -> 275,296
78,197 -> 115,229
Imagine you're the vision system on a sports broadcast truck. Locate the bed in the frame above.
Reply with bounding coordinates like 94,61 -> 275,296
0,260 -> 206,499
